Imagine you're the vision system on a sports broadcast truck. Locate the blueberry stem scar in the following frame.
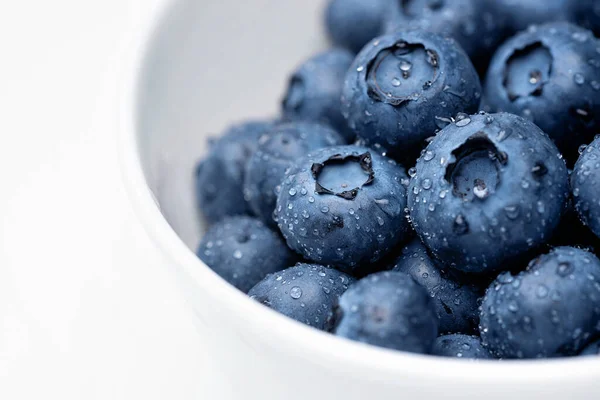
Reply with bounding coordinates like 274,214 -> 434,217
312,152 -> 375,200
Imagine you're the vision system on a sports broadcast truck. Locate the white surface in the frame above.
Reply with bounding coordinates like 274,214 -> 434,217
0,1 -> 222,398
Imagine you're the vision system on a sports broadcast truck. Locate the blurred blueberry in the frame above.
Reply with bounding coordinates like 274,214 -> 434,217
197,216 -> 296,293
248,263 -> 354,330
325,0 -> 388,53
195,121 -> 273,224
392,239 -> 482,334
334,271 -> 438,353
282,49 -> 355,142
432,334 -> 493,359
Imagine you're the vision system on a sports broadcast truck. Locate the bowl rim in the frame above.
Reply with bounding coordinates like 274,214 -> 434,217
117,0 -> 600,384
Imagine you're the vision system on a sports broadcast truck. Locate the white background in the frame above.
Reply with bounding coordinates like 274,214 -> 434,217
0,1 -> 218,398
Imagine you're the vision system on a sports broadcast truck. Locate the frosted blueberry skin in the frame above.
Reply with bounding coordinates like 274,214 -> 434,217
334,272 -> 438,353
432,334 -> 493,359
342,30 -> 481,163
275,145 -> 411,272
383,0 -> 506,72
572,137 -> 600,241
391,239 -> 482,334
480,247 -> 600,359
483,23 -> 600,165
408,113 -> 569,274
325,0 -> 388,54
195,120 -> 273,224
197,216 -> 297,293
248,263 -> 354,331
244,122 -> 345,227
282,49 -> 356,142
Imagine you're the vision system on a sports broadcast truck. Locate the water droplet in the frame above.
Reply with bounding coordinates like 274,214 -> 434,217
455,113 -> 471,127
579,144 -> 588,155
573,31 -> 588,41
557,262 -> 574,277
391,77 -> 401,87
408,167 -> 417,178
422,179 -> 432,190
321,206 -> 329,213
453,214 -> 469,235
377,216 -> 385,226
439,190 -> 447,199
290,286 -> 303,299
233,250 -> 242,260
399,60 -> 412,71
422,272 -> 429,279
508,301 -> 519,312
592,81 -> 600,91
536,201 -> 545,214
423,150 -> 435,161
574,73 -> 585,85
529,69 -> 542,84
521,179 -> 530,189
473,179 -> 489,199
536,284 -> 549,298
504,205 -> 520,220
356,65 -> 364,72
288,188 -> 297,196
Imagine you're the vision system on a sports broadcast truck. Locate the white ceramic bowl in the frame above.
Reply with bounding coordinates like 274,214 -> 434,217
119,1 -> 600,398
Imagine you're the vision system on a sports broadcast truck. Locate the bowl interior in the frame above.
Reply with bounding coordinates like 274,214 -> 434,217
131,0 -> 600,392
137,0 -> 327,249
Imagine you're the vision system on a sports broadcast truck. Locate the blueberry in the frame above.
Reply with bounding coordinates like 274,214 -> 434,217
489,0 -> 579,36
244,122 -> 345,226
383,0 -> 506,72
408,112 -> 569,274
432,334 -> 493,359
248,263 -> 354,331
572,137 -> 600,241
195,121 -> 273,224
275,145 -> 411,271
483,23 -> 600,165
579,339 -> 600,356
480,247 -> 600,359
391,239 -> 481,334
342,30 -> 481,162
334,271 -> 438,353
197,216 -> 296,293
282,49 -> 355,142
325,0 -> 388,54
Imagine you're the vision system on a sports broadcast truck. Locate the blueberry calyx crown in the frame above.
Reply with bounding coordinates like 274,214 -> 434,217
444,132 -> 508,202
311,152 -> 375,200
366,40 -> 439,106
503,41 -> 552,102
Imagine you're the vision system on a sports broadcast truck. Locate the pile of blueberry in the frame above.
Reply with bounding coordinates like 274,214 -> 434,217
194,0 -> 600,359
